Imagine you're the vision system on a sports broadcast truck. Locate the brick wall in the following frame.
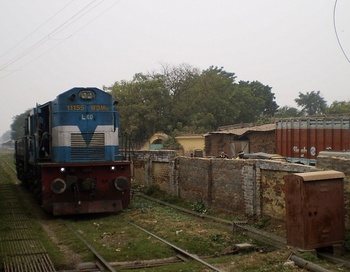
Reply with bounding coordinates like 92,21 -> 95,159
133,151 -> 317,220
205,134 -> 236,158
132,151 -> 350,229
317,155 -> 350,229
204,131 -> 276,158
249,131 -> 276,153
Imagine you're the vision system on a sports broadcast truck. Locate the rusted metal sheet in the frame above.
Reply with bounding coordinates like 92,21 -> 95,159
276,118 -> 350,165
52,199 -> 123,216
284,170 -> 345,250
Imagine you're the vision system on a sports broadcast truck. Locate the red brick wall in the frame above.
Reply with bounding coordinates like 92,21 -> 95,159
249,131 -> 276,154
205,131 -> 276,158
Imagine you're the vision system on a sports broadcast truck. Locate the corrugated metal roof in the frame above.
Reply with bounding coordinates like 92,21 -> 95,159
209,123 -> 275,136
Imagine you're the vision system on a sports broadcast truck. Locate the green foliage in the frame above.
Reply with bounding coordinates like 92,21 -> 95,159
326,100 -> 350,115
295,91 -> 327,116
109,73 -> 171,144
191,199 -> 207,214
11,64 -> 350,149
11,64 -> 283,145
163,135 -> 182,150
232,83 -> 265,123
208,233 -> 227,245
254,216 -> 271,229
107,64 -> 280,144
237,80 -> 278,117
275,106 -> 301,118
11,110 -> 30,140
143,184 -> 162,196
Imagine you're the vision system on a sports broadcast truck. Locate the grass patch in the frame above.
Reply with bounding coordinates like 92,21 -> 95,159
1,151 -> 348,271
64,213 -> 175,261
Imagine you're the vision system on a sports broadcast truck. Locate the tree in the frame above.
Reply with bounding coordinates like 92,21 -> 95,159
237,81 -> 278,117
170,66 -> 238,131
275,106 -> 302,118
108,73 -> 171,144
106,64 -> 281,144
294,91 -> 327,116
326,101 -> 350,115
157,63 -> 200,96
11,110 -> 30,140
231,83 -> 265,123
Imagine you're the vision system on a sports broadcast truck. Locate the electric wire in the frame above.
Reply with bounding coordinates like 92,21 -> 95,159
0,0 -> 109,72
333,0 -> 350,63
0,0 -> 122,79
0,0 -> 101,71
0,0 -> 75,61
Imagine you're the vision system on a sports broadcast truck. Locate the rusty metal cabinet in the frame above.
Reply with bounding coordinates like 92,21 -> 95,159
284,170 -> 345,250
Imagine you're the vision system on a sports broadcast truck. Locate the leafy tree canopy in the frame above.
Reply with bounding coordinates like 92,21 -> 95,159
11,110 -> 30,140
107,64 -> 280,143
325,101 -> 350,115
237,81 -> 278,117
275,106 -> 302,118
295,91 -> 327,116
109,73 -> 171,145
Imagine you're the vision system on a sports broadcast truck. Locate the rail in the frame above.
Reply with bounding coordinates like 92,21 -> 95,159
61,220 -> 117,272
127,221 -> 224,272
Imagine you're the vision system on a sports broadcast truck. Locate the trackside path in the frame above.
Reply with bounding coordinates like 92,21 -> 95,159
0,157 -> 56,272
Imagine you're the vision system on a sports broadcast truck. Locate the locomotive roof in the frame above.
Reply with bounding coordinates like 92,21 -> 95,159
57,87 -> 106,97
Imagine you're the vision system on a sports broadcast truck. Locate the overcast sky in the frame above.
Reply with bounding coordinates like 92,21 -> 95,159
1,0 -> 349,136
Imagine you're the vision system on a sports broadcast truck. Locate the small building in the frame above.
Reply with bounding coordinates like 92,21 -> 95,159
140,133 -> 169,150
205,123 -> 276,159
175,134 -> 205,157
0,139 -> 14,149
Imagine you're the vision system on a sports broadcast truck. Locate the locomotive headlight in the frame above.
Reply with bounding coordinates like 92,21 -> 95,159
110,166 -> 116,171
79,90 -> 95,100
51,178 -> 66,194
59,167 -> 66,173
114,177 -> 129,191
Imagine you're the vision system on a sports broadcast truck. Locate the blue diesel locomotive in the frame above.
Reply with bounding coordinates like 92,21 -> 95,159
15,87 -> 131,215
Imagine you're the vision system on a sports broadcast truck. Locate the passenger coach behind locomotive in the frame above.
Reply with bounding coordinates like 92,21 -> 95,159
15,87 -> 131,215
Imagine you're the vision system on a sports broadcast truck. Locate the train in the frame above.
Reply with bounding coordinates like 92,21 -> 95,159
15,87 -> 131,215
276,117 -> 350,165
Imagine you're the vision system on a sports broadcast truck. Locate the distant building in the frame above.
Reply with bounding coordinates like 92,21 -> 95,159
0,139 -> 14,149
140,133 -> 169,150
175,134 -> 205,157
141,133 -> 205,157
205,123 -> 276,159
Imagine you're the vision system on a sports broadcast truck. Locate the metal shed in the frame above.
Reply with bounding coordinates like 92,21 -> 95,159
284,170 -> 345,251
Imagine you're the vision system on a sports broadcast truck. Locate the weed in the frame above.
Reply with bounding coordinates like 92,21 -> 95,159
191,199 -> 207,214
254,216 -> 271,229
143,184 -> 161,196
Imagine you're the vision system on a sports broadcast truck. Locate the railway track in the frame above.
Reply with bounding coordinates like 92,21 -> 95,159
137,192 -> 287,248
1,156 -> 226,272
1,153 -> 349,271
137,193 -> 350,271
60,218 -> 225,272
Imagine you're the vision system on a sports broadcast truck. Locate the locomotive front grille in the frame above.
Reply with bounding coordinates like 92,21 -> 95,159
71,133 -> 105,161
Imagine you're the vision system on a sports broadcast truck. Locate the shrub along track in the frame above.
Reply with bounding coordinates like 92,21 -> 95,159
0,158 -> 56,272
